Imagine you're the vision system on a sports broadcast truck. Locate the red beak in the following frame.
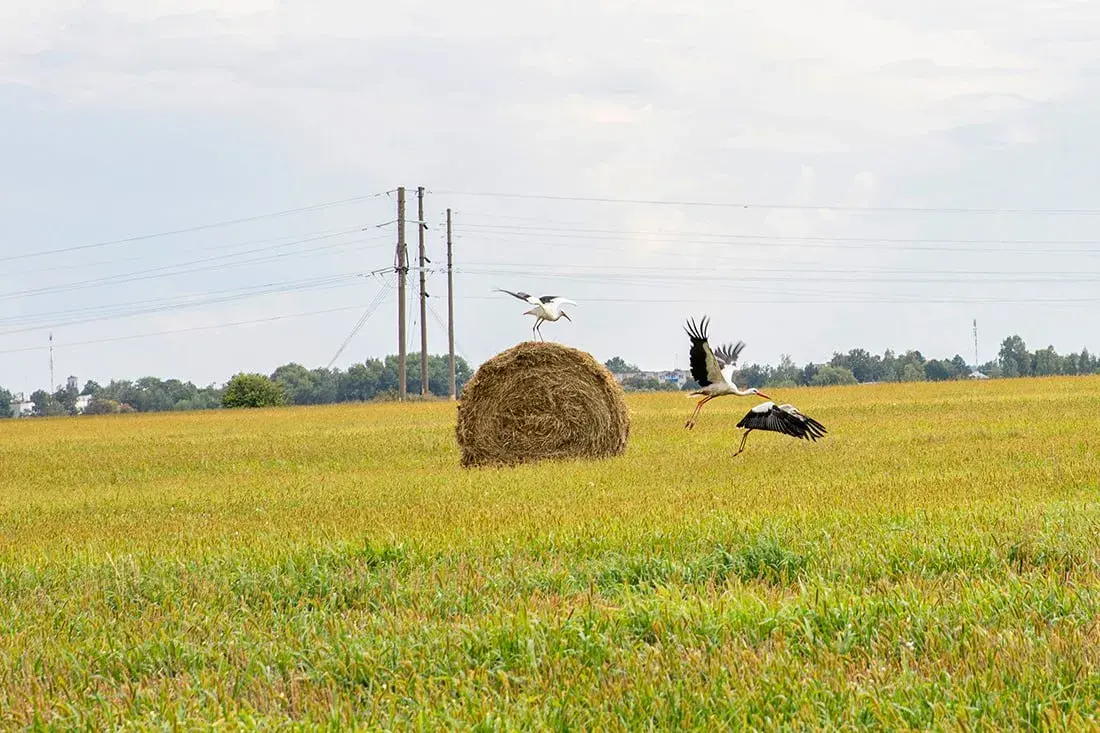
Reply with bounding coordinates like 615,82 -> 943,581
757,392 -> 771,400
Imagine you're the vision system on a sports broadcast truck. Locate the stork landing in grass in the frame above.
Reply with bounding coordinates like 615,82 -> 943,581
683,315 -> 770,429
496,289 -> 576,341
733,401 -> 827,457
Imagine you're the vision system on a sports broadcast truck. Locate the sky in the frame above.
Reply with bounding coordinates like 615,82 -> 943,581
3,0 -> 1100,394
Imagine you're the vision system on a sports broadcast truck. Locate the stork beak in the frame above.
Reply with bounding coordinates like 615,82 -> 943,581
562,311 -> 572,321
756,391 -> 771,400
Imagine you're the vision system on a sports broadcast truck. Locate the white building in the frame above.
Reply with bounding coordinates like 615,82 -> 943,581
11,393 -> 35,417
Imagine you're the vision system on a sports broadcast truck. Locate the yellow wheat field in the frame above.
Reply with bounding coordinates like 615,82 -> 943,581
2,376 -> 1099,728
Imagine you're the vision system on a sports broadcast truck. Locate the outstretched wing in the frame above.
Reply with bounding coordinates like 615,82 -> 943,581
540,296 -> 577,306
713,341 -> 746,368
495,288 -> 540,305
684,316 -> 728,388
736,402 -> 828,442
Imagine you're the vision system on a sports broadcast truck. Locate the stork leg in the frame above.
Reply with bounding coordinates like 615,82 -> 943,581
532,317 -> 543,342
732,429 -> 752,458
684,395 -> 712,429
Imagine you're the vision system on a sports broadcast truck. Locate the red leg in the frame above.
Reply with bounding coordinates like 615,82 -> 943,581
684,395 -> 712,429
733,429 -> 751,457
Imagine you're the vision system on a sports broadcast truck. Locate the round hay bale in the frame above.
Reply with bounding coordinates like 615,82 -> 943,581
456,341 -> 630,468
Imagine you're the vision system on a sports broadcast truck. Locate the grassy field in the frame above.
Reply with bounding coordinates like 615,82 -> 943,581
2,376 -> 1100,729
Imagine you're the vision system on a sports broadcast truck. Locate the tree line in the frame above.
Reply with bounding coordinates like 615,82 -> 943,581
1,353 -> 473,417
3,334 -> 1097,417
606,334 -> 1100,392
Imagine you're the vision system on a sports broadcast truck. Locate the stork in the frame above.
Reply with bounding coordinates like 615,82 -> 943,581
683,315 -> 770,428
733,401 -> 827,457
496,289 -> 576,341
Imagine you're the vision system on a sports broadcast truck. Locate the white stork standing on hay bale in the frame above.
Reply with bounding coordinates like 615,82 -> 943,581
496,289 -> 576,341
732,402 -> 827,457
683,315 -> 771,428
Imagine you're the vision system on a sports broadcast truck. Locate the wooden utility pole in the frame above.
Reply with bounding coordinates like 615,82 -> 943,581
446,209 -> 456,399
396,187 -> 407,400
417,186 -> 429,396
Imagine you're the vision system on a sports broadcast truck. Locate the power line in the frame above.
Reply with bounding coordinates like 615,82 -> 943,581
0,303 -> 377,356
459,220 -> 1100,249
326,278 -> 392,369
0,231 -> 392,301
459,259 -> 1100,278
431,190 -> 1100,216
6,223 -> 375,278
459,292 -> 1100,306
0,274 -> 365,335
457,266 -> 1100,285
458,224 -> 1100,257
1,191 -> 395,264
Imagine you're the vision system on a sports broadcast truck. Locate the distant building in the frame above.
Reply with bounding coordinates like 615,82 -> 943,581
609,369 -> 689,389
968,370 -> 990,380
11,392 -> 34,417
75,394 -> 93,413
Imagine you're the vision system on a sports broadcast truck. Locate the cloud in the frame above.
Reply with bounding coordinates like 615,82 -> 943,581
3,0 -> 1100,387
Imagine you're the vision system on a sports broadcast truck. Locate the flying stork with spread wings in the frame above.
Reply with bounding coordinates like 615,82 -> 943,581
732,401 -> 828,457
683,315 -> 770,429
496,289 -> 577,342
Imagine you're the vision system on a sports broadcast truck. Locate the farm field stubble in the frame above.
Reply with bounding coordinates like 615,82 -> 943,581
2,376 -> 1100,729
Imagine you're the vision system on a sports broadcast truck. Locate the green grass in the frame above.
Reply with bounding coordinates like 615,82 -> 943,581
2,377 -> 1100,729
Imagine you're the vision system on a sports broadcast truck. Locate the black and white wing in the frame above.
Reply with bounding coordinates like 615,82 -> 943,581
495,288 -> 541,305
736,402 -> 828,442
539,295 -> 577,306
684,315 -> 744,388
713,341 -> 746,368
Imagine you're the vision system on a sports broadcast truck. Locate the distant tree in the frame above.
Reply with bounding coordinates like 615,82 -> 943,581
831,348 -> 880,383
1033,346 -> 1060,376
950,355 -> 970,376
999,335 -> 1031,377
81,380 -> 102,396
810,365 -> 857,386
734,363 -> 770,388
769,354 -> 801,386
84,397 -> 122,415
53,382 -> 79,415
924,359 -> 952,382
900,363 -> 925,382
0,387 -> 11,417
308,368 -> 341,404
271,363 -> 319,405
30,389 -> 66,417
799,363 -> 820,386
604,356 -> 638,373
222,373 -> 287,409
339,362 -> 382,402
880,349 -> 899,382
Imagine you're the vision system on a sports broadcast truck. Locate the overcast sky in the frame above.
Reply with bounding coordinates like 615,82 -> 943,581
3,0 -> 1100,393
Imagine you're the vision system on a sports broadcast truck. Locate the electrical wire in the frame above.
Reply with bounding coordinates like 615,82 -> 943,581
326,278 -> 392,369
0,274 -> 366,335
430,189 -> 1100,216
457,223 -> 1100,257
0,303 -> 377,356
1,190 -> 395,264
1,232 -> 392,301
